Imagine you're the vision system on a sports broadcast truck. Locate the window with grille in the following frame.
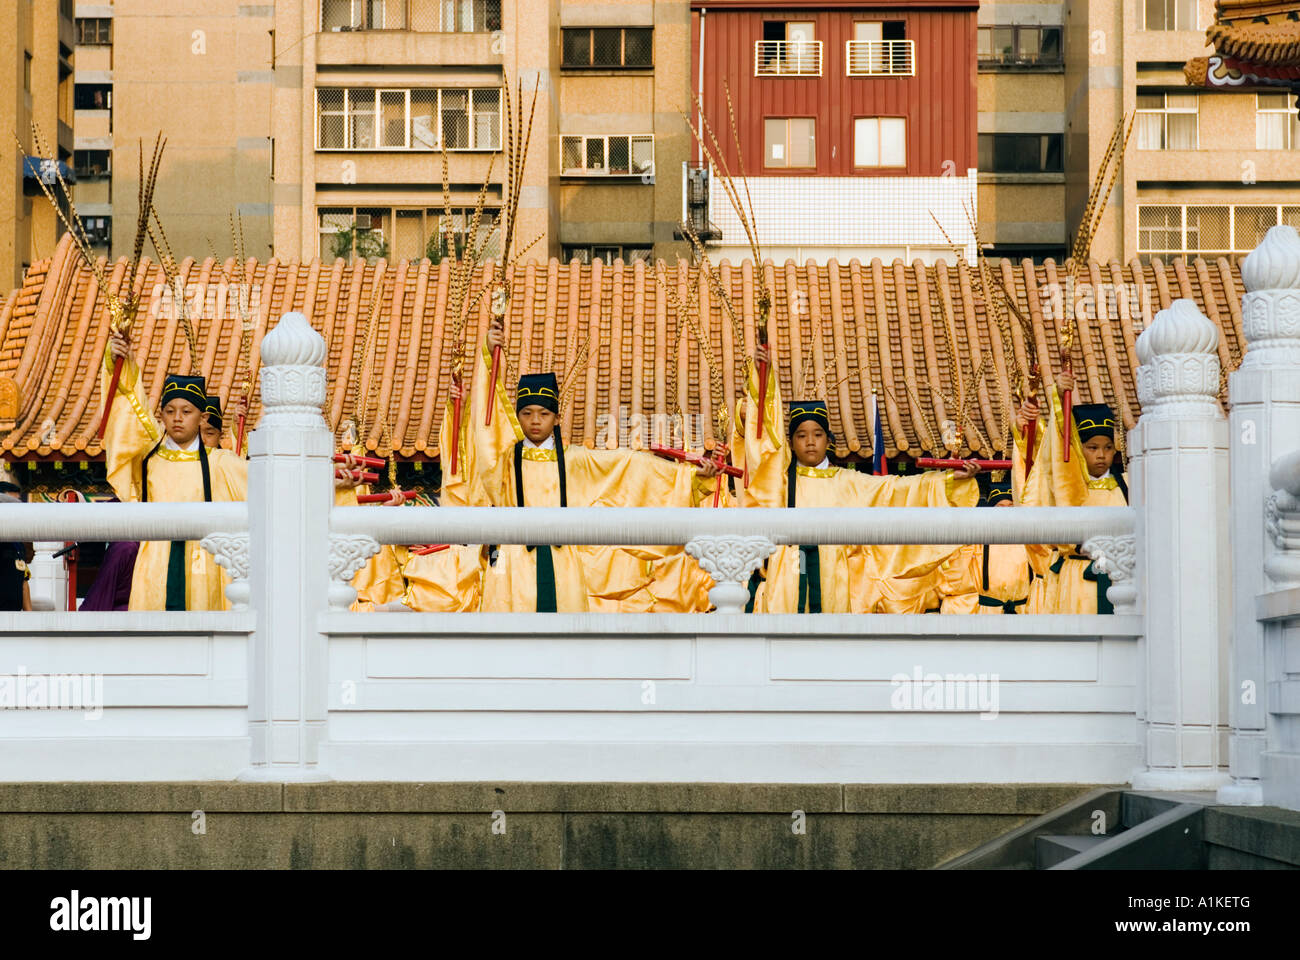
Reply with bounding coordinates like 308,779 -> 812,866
977,133 -> 1062,173
561,27 -> 653,68
1137,204 -> 1297,259
560,135 -> 654,176
854,117 -> 906,168
977,25 -> 1062,65
562,245 -> 653,264
1256,93 -> 1300,150
316,87 -> 502,149
80,216 -> 111,246
1142,0 -> 1197,30
1135,92 -> 1198,150
321,206 -> 500,262
321,0 -> 408,31
76,18 -> 112,45
430,0 -> 502,32
764,118 -> 816,168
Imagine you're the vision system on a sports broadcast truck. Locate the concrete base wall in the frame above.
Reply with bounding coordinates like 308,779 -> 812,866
0,782 -> 1094,869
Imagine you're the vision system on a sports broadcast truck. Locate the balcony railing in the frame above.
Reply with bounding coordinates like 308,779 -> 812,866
754,40 -> 823,77
321,0 -> 502,33
846,40 -> 915,76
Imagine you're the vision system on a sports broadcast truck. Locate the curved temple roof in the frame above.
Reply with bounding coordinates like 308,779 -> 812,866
0,234 -> 1246,462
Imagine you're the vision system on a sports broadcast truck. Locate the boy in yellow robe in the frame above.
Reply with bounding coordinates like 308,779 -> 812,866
1014,371 -> 1129,614
104,331 -> 247,611
939,476 -> 1034,614
472,318 -> 720,613
740,344 -> 980,614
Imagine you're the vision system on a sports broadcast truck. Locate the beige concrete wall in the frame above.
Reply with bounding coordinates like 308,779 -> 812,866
554,0 -> 688,261
2,0 -> 75,288
106,1 -> 273,262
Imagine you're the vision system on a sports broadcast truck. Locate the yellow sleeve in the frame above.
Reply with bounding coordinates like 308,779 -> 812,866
101,345 -> 161,502
568,447 -> 701,510
1047,386 -> 1089,508
439,396 -> 490,507
469,337 -> 525,506
839,468 -> 975,580
740,358 -> 787,508
207,449 -> 248,502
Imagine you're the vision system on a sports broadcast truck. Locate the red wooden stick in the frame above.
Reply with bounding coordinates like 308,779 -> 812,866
649,445 -> 743,478
485,345 -> 501,426
411,543 -> 450,556
332,453 -> 386,468
710,443 -> 729,508
235,413 -> 247,458
335,469 -> 380,484
356,490 -> 418,504
1022,364 -> 1041,477
97,356 -> 125,439
915,458 -> 1012,471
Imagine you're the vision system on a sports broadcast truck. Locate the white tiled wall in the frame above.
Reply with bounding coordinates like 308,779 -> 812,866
708,171 -> 979,262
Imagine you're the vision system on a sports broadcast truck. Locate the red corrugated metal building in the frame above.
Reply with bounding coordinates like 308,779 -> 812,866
691,1 -> 978,177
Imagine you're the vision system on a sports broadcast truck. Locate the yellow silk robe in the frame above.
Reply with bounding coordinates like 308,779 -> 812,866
400,399 -> 489,612
102,350 -> 247,611
470,342 -> 715,613
939,542 -> 1034,614
334,484 -> 408,611
1012,398 -> 1058,614
738,363 -> 978,613
1042,388 -> 1128,614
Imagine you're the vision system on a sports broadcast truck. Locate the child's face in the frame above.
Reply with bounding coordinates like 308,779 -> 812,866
1082,435 -> 1116,478
200,417 -> 222,449
792,421 -> 829,467
519,405 -> 557,444
161,399 -> 202,445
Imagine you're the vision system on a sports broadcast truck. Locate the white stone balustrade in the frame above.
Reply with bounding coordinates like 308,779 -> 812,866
1129,297 -> 1231,792
1221,225 -> 1300,807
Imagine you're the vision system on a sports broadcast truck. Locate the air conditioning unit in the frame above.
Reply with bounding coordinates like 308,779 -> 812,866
354,214 -> 372,229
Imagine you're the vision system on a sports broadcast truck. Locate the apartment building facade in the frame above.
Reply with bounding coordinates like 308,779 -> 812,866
691,0 -> 980,265
71,1 -> 275,263
976,0 -> 1067,262
1111,0 -> 1300,263
3,0 -> 76,288
271,0 -> 691,266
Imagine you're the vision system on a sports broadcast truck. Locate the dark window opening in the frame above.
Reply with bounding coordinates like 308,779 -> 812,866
978,133 -> 1063,173
73,149 -> 111,179
74,83 -> 112,110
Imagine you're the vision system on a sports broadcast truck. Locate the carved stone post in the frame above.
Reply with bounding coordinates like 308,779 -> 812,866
1129,298 -> 1230,792
1222,225 -> 1300,805
243,312 -> 332,781
685,535 -> 776,613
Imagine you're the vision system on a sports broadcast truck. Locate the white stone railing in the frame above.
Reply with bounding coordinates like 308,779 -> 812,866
331,504 -> 1137,614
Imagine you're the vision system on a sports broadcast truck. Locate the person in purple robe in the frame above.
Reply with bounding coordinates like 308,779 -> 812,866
79,497 -> 138,612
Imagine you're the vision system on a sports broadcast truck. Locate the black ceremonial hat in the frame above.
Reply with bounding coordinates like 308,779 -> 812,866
204,395 -> 223,430
788,400 -> 833,443
516,373 -> 559,414
977,472 -> 1012,507
160,374 -> 207,410
1072,403 -> 1115,443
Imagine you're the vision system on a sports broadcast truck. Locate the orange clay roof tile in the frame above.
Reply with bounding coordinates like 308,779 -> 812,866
0,233 -> 1252,462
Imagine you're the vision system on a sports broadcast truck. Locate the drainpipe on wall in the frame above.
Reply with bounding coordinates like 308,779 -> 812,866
697,8 -> 706,167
